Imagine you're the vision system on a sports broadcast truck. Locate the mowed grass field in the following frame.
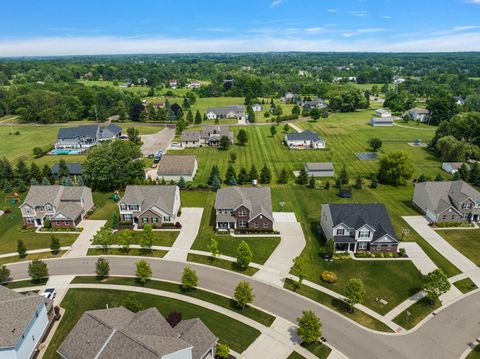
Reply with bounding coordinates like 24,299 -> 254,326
439,229 -> 480,266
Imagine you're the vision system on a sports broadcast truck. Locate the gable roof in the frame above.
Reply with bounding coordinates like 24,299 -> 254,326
370,117 -> 394,123
58,307 -> 216,359
206,105 -> 244,116
100,124 -> 122,139
305,162 -> 334,171
327,203 -> 397,241
409,107 -> 430,114
157,155 -> 197,176
122,185 -> 178,216
0,286 -> 46,349
51,163 -> 83,175
58,125 -> 99,140
286,130 -> 324,142
414,180 -> 480,214
215,187 -> 273,222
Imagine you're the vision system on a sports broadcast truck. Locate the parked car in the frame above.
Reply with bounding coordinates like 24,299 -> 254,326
42,288 -> 56,300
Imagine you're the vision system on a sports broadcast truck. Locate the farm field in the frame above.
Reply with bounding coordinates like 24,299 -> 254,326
44,288 -> 261,358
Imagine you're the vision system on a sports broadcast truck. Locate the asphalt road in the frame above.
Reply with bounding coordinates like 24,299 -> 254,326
7,257 -> 480,359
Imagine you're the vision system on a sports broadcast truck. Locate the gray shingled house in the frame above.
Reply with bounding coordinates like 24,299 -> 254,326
19,185 -> 95,228
320,203 -> 399,253
181,125 -> 234,148
157,155 -> 198,181
413,180 -> 480,223
205,105 -> 245,120
304,162 -> 334,177
119,185 -> 181,228
0,286 -> 53,359
55,124 -> 122,150
57,307 -> 218,359
215,186 -> 274,231
284,130 -> 326,149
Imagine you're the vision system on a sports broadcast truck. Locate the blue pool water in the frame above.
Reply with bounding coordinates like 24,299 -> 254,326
50,149 -> 84,155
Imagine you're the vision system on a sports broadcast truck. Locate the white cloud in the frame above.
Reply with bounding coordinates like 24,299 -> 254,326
196,27 -> 234,33
453,25 -> 480,31
327,9 -> 337,12
466,0 -> 480,3
1,31 -> 480,57
305,27 -> 325,33
380,15 -> 391,19
356,28 -> 387,33
270,0 -> 284,8
349,11 -> 368,17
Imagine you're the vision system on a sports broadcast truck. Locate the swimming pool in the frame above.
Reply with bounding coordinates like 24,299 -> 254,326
49,149 -> 84,155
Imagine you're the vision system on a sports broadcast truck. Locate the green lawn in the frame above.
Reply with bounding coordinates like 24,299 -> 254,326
453,277 -> 478,294
0,250 -> 66,265
71,276 -> 275,326
44,288 -> 261,357
111,229 -> 179,247
187,254 -> 259,276
87,248 -> 167,258
2,278 -> 48,288
301,342 -> 332,359
439,229 -> 480,266
393,297 -> 441,330
287,352 -> 307,359
467,345 -> 480,359
0,193 -> 78,254
284,279 -> 393,332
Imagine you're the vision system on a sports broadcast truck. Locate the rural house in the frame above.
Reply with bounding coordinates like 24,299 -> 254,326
181,125 -> 234,148
413,180 -> 480,223
252,104 -> 263,112
442,162 -> 469,174
215,186 -> 274,231
206,105 -> 245,120
20,185 -> 94,228
0,286 -> 53,359
54,124 -> 122,150
303,98 -> 327,112
375,108 -> 392,118
406,108 -> 430,123
320,203 -> 399,253
284,130 -> 326,149
119,185 -> 180,228
58,307 -> 218,359
157,155 -> 198,181
305,162 -> 334,177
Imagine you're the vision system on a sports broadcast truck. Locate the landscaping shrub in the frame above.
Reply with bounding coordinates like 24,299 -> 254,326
166,311 -> 183,327
321,271 -> 337,283
435,221 -> 473,228
332,253 -> 351,260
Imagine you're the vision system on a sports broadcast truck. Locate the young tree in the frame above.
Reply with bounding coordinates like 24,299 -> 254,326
207,238 -> 220,257
219,136 -> 230,150
260,165 -> 272,184
249,165 -> 258,182
270,125 -> 277,136
236,241 -> 253,268
423,269 -> 451,304
234,281 -> 254,309
42,164 -> 55,184
135,259 -> 152,284
0,265 -> 10,283
93,227 -> 113,252
325,239 -> 335,258
15,159 -> 30,183
377,151 -> 414,185
181,266 -> 198,291
95,257 -> 110,278
291,256 -> 306,287
208,165 -> 220,185
50,235 -> 61,254
211,176 -> 221,192
140,224 -> 154,251
278,168 -> 289,184
354,175 -> 362,190
230,152 -> 237,163
339,165 -> 349,185
368,138 -> 383,152
283,123 -> 290,132
123,295 -> 142,313
215,343 -> 230,359
345,278 -> 366,312
194,110 -> 202,124
30,163 -> 42,183
17,240 -> 27,258
28,259 -> 49,282
58,159 -> 70,179
127,127 -> 141,145
238,167 -> 248,185
296,168 -> 309,185
296,310 -> 322,344
308,175 -> 316,189
117,230 -> 133,253
16,179 -> 27,193
177,176 -> 186,190
224,165 -> 237,185
237,129 -> 248,146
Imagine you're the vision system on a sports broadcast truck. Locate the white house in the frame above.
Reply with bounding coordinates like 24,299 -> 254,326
206,105 -> 245,120
169,79 -> 177,88
375,109 -> 392,118
0,286 -> 52,359
252,104 -> 263,112
442,162 -> 469,174
285,130 -> 326,149
370,118 -> 394,126
407,108 -> 430,123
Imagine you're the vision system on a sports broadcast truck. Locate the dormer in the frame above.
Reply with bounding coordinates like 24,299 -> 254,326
355,224 -> 375,241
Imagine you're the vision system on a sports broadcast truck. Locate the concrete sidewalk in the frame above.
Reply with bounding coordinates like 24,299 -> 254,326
254,212 -> 306,287
64,220 -> 106,258
164,208 -> 203,261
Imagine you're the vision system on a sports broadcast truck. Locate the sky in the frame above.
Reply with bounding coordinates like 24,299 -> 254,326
1,0 -> 480,56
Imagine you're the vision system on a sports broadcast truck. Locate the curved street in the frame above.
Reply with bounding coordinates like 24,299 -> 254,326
7,256 -> 480,359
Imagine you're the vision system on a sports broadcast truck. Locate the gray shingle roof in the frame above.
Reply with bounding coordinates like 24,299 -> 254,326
58,307 -> 216,359
100,124 -> 122,139
305,162 -> 334,171
58,125 -> 99,140
328,203 -> 397,241
51,163 -> 83,175
157,155 -> 197,176
286,130 -> 323,142
181,131 -> 201,142
206,105 -> 244,116
122,185 -> 178,217
215,187 -> 273,222
0,286 -> 46,349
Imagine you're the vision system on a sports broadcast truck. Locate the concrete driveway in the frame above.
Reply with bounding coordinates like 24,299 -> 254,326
254,212 -> 306,287
140,127 -> 175,156
163,208 -> 204,261
64,220 -> 106,258
398,242 -> 437,275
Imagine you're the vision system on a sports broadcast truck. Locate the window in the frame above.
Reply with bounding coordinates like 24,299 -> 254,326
56,221 -> 61,226
263,222 -> 269,229
123,214 -> 132,221
25,208 -> 31,214
442,215 -> 447,220
129,205 -> 139,211
239,220 -> 247,228
164,216 -> 171,222
46,205 -> 52,212
463,203 -> 472,209
142,218 -> 148,223
152,217 -> 158,223
238,210 -> 246,217
120,204 -> 126,211
451,215 -> 456,220
387,245 -> 392,251
37,206 -> 44,212
336,228 -> 345,236
358,242 -> 367,250
253,222 -> 259,228
376,245 -> 382,251
26,218 -> 35,224
358,230 -> 370,238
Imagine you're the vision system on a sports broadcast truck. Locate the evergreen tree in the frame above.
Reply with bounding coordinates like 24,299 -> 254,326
58,159 -> 70,179
219,135 -> 230,150
208,165 -> 220,185
224,165 -> 237,185
3,180 -> 12,193
278,168 -> 289,184
177,177 -> 186,190
260,165 -> 271,184
354,175 -> 362,189
42,164 -> 55,183
296,168 -> 308,185
469,162 -> 480,184
41,177 -> 51,186
238,167 -> 248,185
186,109 -> 194,124
237,129 -> 248,145
17,240 -> 27,258
270,125 -> 277,136
111,213 -> 120,229
15,159 -> 30,183
30,163 -> 42,182
308,175 -> 315,189
434,174 -> 445,182
211,175 -> 221,192
458,163 -> 471,181
194,110 -> 202,124
249,165 -> 258,182
16,179 -> 27,193
50,235 -> 61,254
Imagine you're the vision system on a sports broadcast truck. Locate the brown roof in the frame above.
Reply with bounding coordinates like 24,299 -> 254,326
157,155 -> 197,176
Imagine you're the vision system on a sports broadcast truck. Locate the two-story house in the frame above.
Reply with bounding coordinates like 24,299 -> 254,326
20,185 -> 95,228
320,203 -> 399,253
181,126 -> 234,148
119,185 -> 181,228
55,124 -> 122,150
413,180 -> 480,223
0,286 -> 53,359
58,307 -> 217,359
215,187 -> 274,231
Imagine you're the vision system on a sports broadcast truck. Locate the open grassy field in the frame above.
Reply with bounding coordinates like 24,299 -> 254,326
439,229 -> 480,266
44,288 -> 261,357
